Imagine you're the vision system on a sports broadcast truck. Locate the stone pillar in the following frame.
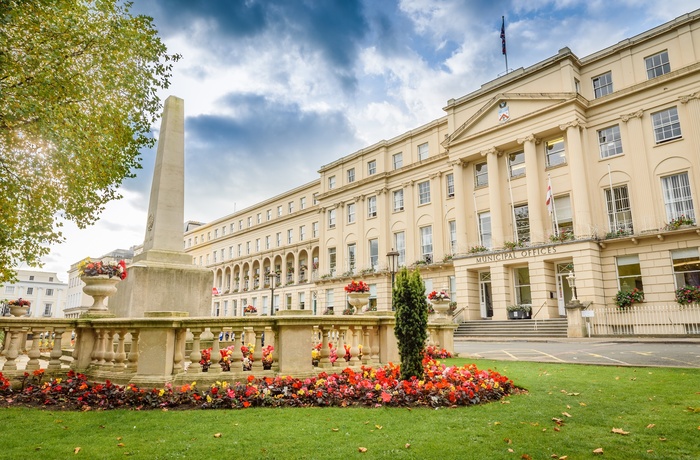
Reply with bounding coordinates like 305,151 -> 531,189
376,317 -> 399,364
518,135 -> 545,242
565,302 -> 587,338
430,172 -> 445,260
620,110 -> 655,231
484,148 -> 504,248
679,92 -> 700,217
403,181 -> 416,262
275,318 -> 314,375
450,160 -> 468,253
559,119 -> 592,237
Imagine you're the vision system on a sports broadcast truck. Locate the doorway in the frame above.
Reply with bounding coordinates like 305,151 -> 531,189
479,271 -> 493,318
556,263 -> 575,316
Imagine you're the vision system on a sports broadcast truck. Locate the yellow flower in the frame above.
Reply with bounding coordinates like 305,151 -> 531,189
158,389 -> 165,397
375,383 -> 381,391
206,395 -> 212,403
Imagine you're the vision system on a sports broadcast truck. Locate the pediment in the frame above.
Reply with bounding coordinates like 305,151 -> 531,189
443,92 -> 576,148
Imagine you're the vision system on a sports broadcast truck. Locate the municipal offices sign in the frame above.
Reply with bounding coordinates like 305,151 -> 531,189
474,246 -> 557,264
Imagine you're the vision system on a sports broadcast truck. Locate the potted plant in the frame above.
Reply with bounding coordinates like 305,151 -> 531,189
507,304 -> 532,319
243,304 -> 258,316
665,215 -> 695,230
344,280 -> 370,313
78,258 -> 128,313
468,245 -> 488,254
675,285 -> 700,306
262,345 -> 274,370
7,298 -> 31,316
613,288 -> 644,309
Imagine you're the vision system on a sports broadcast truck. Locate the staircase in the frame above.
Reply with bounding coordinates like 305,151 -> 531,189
455,318 -> 568,338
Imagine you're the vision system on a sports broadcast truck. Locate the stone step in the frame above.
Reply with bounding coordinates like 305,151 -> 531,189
455,319 -> 568,338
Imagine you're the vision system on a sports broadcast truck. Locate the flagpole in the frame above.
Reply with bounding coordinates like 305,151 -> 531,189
506,164 -> 518,242
473,192 -> 480,246
501,16 -> 508,74
607,164 -> 618,232
547,174 -> 560,236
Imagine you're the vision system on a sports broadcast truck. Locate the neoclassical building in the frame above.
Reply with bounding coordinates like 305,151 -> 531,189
185,10 -> 700,322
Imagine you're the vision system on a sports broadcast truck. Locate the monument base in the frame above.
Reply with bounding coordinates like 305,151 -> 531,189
109,262 -> 212,318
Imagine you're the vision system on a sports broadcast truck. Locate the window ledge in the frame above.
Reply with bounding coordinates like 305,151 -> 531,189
653,137 -> 683,147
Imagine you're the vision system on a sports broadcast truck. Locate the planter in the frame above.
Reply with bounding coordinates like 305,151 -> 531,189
507,310 -> 531,320
347,292 -> 371,310
9,306 -> 29,317
81,275 -> 121,313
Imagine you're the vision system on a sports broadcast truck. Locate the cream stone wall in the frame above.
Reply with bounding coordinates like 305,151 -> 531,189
186,10 -> 700,323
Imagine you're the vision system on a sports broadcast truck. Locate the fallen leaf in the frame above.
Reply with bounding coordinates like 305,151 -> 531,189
522,455 -> 532,460
161,408 -> 168,412
503,438 -> 512,444
562,412 -> 572,418
559,456 -> 568,459
501,400 -> 510,404
117,443 -> 125,447
117,437 -> 122,441
331,428 -> 339,432
647,450 -> 654,453
659,437 -> 667,441
567,392 -> 580,396
213,433 -> 222,438
74,447 -> 81,454
494,422 -> 501,425
375,425 -> 382,430
551,455 -> 558,458
612,428 -> 629,435
593,447 -> 604,454
579,402 -> 587,406
553,427 -> 561,432
687,406 -> 700,413
560,390 -> 567,393
566,405 -> 571,409
405,444 -> 410,449
364,421 -> 369,425
646,424 -> 655,429
358,447 -> 368,453
508,449 -> 514,453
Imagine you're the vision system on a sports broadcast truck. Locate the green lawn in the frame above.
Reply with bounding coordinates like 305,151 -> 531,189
1,359 -> 698,459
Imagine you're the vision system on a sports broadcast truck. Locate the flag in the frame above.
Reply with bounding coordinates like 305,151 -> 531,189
212,287 -> 220,296
500,16 -> 506,55
545,180 -> 554,215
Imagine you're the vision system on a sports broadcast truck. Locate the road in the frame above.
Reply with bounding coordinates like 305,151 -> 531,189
454,339 -> 700,368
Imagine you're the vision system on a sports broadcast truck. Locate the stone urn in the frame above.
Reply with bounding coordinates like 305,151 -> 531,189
9,305 -> 30,317
347,292 -> 371,313
81,275 -> 121,313
430,300 -> 451,321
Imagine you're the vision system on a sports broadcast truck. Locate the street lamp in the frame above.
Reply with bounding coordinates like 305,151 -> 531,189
386,248 -> 400,311
267,272 -> 277,316
566,271 -> 579,303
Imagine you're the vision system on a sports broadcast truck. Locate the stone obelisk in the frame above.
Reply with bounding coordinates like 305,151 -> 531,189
110,96 -> 212,317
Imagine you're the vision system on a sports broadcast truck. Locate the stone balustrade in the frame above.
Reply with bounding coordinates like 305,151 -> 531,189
0,313 -> 456,389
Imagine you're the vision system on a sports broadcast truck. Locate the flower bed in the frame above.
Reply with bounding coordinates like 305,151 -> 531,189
0,359 -> 514,410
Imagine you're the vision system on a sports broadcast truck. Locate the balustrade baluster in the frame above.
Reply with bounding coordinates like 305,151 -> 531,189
114,329 -> 128,373
2,329 -> 21,370
102,329 -> 115,371
209,327 -> 222,374
370,327 -> 380,365
48,327 -> 66,371
252,328 -> 264,372
125,330 -> 139,374
361,327 -> 372,365
172,328 -> 185,374
337,327 -> 348,366
318,326 -> 331,368
230,328 -> 244,372
188,329 -> 203,373
26,327 -> 42,371
349,327 -> 360,366
70,329 -> 80,369
90,329 -> 103,369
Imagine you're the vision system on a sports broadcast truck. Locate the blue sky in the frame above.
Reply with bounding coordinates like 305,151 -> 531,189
41,0 -> 700,279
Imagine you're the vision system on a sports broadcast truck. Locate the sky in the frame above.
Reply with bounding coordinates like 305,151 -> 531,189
35,0 -> 700,281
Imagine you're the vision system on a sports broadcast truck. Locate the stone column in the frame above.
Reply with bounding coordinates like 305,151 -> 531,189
518,135 -> 545,242
375,188 -> 389,258
430,172 -> 444,260
680,92 -> 700,215
484,148 -> 504,248
450,160 -> 468,254
559,119 -> 592,236
620,110 -> 655,231
403,181 -> 416,262
355,196 -> 365,269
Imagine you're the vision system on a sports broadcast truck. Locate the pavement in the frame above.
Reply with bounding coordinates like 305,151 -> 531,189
454,337 -> 700,368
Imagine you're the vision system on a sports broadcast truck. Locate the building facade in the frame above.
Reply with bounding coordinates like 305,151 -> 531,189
185,10 -> 700,322
1,269 -> 67,318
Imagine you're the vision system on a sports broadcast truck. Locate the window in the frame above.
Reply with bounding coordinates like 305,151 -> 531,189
328,248 -> 337,273
26,287 -> 34,295
214,229 -> 219,238
418,142 -> 429,161
617,255 -> 643,292
369,238 -> 379,269
276,232 -> 282,247
213,251 -> 217,263
300,197 -> 306,210
313,193 -> 319,205
298,292 -> 305,310
592,71 -> 613,98
446,173 -> 455,198
255,239 -> 260,252
545,137 -> 565,167
418,180 -> 431,205
645,50 -> 670,79
288,201 -> 294,213
265,236 -> 271,250
475,162 -> 488,187
239,220 -> 243,230
420,226 -> 433,261
246,242 -> 250,254
45,288 -> 54,296
312,221 -> 319,238
367,196 -> 377,217
43,303 -> 52,317
222,226 -> 226,236
514,204 -> 530,243
598,125 -> 623,158
247,217 -> 252,227
392,152 -> 403,169
605,185 -> 633,233
326,289 -> 335,308
672,248 -> 700,288
29,275 -> 34,280
478,212 -> 492,248
206,254 -> 210,265
514,267 -> 532,305
221,248 -> 224,261
328,209 -> 336,228
347,168 -> 355,183
508,151 -> 525,178
395,232 -> 406,266
257,213 -> 262,224
207,232 -> 211,241
347,203 -> 356,223
328,176 -> 336,189
277,206 -> 283,217
554,195 -> 573,235
287,229 -> 293,244
393,189 -> 404,211
662,172 -> 695,222
4,286 -> 14,294
230,223 -> 235,232
449,221 -> 457,254
237,243 -> 242,256
574,78 -> 580,93
367,160 -> 376,175
347,243 -> 356,271
652,107 -> 681,143
267,210 -> 272,221
299,225 -> 305,241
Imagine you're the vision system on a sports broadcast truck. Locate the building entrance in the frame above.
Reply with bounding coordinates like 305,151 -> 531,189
479,271 -> 493,318
556,263 -> 575,317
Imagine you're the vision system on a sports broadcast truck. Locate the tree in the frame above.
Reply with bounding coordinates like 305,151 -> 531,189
0,0 -> 179,283
393,267 -> 428,380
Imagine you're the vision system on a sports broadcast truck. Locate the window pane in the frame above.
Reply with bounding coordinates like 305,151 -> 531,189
598,125 -> 623,158
508,152 -> 525,178
662,172 -> 695,222
545,138 -> 565,167
475,162 -> 488,187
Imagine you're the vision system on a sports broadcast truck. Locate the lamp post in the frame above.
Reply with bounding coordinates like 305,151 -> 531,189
386,248 -> 399,311
566,271 -> 579,305
267,272 -> 277,316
